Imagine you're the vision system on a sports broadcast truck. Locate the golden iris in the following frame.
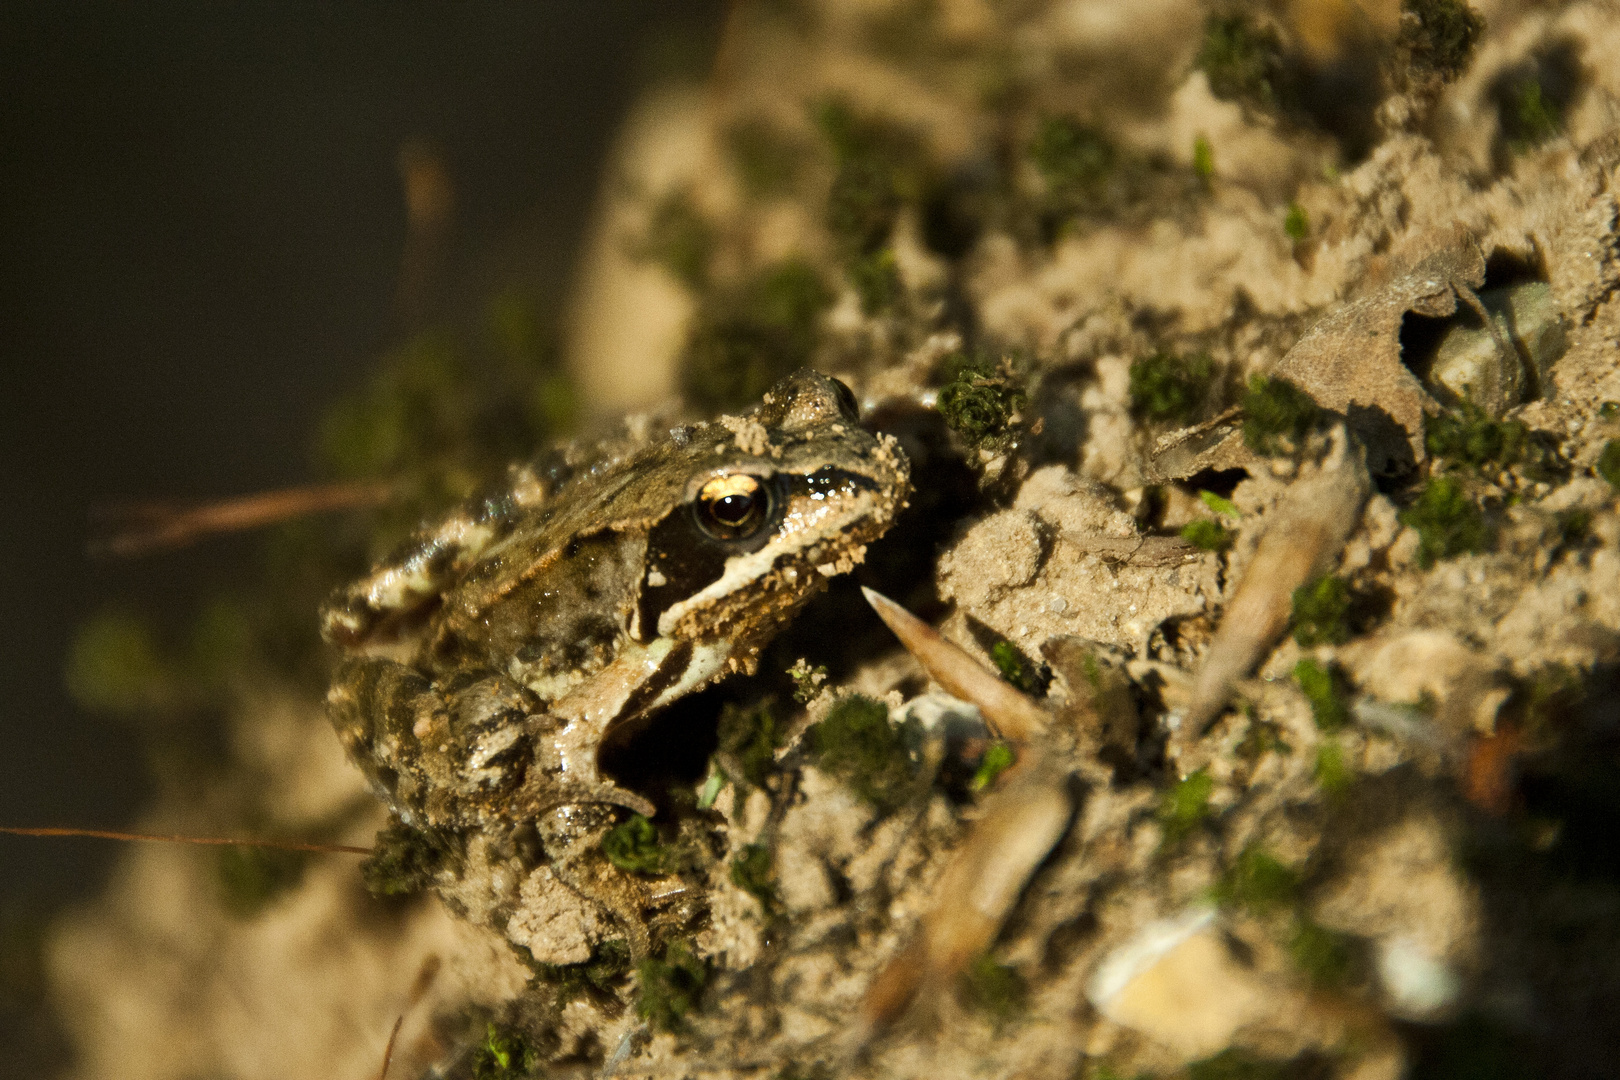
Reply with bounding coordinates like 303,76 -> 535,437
695,474 -> 769,540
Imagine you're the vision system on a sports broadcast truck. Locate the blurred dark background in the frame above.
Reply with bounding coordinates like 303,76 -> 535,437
0,1 -> 723,1065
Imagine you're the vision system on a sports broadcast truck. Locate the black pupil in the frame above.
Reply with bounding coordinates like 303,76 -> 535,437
712,492 -> 756,525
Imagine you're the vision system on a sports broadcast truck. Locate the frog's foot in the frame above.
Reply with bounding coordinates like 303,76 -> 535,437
534,804 -> 655,962
849,589 -> 1076,1049
522,780 -> 656,820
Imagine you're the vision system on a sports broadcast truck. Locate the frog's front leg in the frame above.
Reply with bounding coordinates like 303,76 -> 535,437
326,657 -> 656,832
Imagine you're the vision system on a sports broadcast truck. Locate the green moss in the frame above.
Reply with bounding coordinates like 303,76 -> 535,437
1398,0 -> 1485,82
809,695 -> 917,813
1290,575 -> 1353,647
1197,14 -> 1289,110
1555,507 -> 1591,546
1187,1048 -> 1293,1080
1313,740 -> 1354,799
1193,135 -> 1215,184
186,597 -> 255,690
816,100 -> 926,253
537,940 -> 631,1008
1161,769 -> 1215,846
1199,490 -> 1240,518
1599,401 -> 1620,420
1424,405 -> 1541,470
1504,75 -> 1561,151
1128,351 -> 1214,424
1029,115 -> 1115,208
217,845 -> 307,917
1294,658 -> 1351,735
1596,439 -> 1620,487
970,741 -> 1016,792
716,699 -> 781,789
961,953 -> 1027,1025
680,259 -> 832,411
1288,918 -> 1354,987
1240,375 -> 1320,455
1181,519 -> 1233,552
730,843 -> 776,909
990,639 -> 1043,693
936,355 -> 1027,449
64,609 -> 183,716
602,814 -> 677,875
787,660 -> 829,703
1283,202 -> 1309,241
1399,476 -> 1493,568
848,246 -> 902,314
635,190 -> 714,291
471,1020 -> 538,1080
361,818 -> 454,898
635,941 -> 707,1034
1213,846 -> 1300,914
727,118 -> 804,199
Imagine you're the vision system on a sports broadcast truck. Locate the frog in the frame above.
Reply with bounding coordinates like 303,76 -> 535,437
320,369 -> 910,959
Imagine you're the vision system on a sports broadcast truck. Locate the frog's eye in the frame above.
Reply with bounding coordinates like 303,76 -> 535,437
694,474 -> 773,542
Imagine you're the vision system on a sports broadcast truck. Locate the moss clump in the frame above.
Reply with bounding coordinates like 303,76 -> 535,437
816,100 -> 929,307
217,845 -> 307,917
1294,658 -> 1351,734
1400,476 -> 1493,568
961,954 -> 1027,1025
1193,135 -> 1215,184
970,741 -> 1016,792
1283,202 -> 1309,242
1128,351 -> 1214,424
1314,740 -> 1354,798
64,609 -> 184,716
936,355 -> 1027,449
1291,575 -> 1352,647
1200,489 -> 1240,518
470,1020 -> 537,1080
1213,846 -> 1300,915
1161,769 -> 1215,845
635,190 -> 714,291
1424,405 -> 1543,471
1187,1048 -> 1293,1080
1029,115 -> 1115,210
809,695 -> 917,812
1596,439 -> 1620,488
730,843 -> 776,909
847,246 -> 902,315
716,699 -> 781,789
787,659 -> 829,703
537,940 -> 631,1008
727,118 -> 804,200
1289,919 -> 1354,987
989,638 -> 1043,693
1502,74 -> 1562,151
1197,14 -> 1289,111
1181,518 -> 1233,552
362,820 -> 451,898
1398,0 -> 1485,83
1241,375 -> 1320,455
602,815 -> 678,875
681,259 -> 832,411
1555,508 -> 1591,547
636,941 -> 707,1034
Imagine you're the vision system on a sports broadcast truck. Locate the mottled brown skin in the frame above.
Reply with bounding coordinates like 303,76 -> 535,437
321,368 -> 909,858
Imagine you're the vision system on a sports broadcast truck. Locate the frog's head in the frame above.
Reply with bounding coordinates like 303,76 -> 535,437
634,369 -> 910,672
